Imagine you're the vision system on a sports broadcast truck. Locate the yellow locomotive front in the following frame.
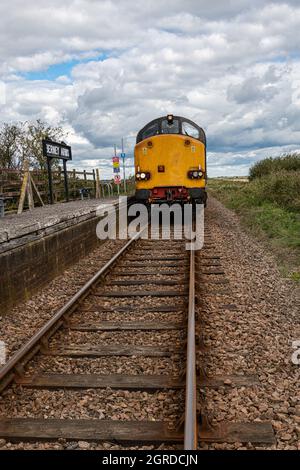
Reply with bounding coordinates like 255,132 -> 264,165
134,115 -> 207,205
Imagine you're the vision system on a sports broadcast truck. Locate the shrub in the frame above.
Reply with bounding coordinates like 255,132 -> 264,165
249,170 -> 300,212
249,153 -> 300,180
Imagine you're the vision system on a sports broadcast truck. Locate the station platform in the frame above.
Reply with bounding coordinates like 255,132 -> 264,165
0,198 -> 119,313
0,198 -> 118,254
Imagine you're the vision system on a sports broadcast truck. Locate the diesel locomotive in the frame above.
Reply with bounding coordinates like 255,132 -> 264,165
134,114 -> 207,205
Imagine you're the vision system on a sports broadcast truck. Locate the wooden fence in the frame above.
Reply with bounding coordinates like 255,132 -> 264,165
0,167 -> 130,213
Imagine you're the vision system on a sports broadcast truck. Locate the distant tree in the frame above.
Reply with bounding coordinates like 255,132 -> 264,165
22,119 -> 68,170
0,120 -> 68,170
0,122 -> 24,169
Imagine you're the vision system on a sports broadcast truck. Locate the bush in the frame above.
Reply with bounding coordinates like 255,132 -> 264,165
249,153 -> 300,180
249,170 -> 300,212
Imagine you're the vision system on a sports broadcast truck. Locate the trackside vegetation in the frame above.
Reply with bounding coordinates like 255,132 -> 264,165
208,154 -> 300,281
249,153 -> 300,180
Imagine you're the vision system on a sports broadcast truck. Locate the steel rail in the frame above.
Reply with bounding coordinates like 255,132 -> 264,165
0,227 -> 146,386
184,245 -> 197,450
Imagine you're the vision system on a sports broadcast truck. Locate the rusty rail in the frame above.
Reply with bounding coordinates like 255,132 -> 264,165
184,246 -> 198,450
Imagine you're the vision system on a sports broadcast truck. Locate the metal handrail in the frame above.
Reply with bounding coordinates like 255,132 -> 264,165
102,183 -> 112,197
184,246 -> 197,449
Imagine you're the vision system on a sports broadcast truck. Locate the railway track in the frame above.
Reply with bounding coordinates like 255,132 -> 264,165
0,225 -> 275,450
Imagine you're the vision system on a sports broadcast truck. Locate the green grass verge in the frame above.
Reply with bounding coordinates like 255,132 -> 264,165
208,178 -> 300,281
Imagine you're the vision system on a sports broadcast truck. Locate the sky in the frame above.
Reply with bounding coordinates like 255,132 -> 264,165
1,0 -> 300,178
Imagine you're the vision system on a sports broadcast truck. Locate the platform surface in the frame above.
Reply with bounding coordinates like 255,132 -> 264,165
0,198 -> 119,251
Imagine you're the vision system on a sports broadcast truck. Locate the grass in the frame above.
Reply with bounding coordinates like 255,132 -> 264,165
208,176 -> 300,281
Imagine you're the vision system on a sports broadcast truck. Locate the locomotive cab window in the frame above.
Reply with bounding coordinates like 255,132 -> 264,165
141,121 -> 159,140
182,121 -> 200,139
161,118 -> 180,134
136,115 -> 206,145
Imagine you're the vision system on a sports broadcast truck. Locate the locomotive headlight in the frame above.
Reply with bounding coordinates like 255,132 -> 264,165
136,171 -> 150,181
188,170 -> 204,179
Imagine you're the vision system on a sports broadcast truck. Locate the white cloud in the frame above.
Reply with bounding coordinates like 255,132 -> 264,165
0,1 -> 300,176
0,81 -> 6,105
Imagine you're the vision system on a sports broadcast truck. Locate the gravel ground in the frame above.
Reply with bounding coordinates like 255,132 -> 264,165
0,441 -> 181,450
0,387 -> 183,424
74,310 -> 185,323
0,239 -> 126,358
113,268 -> 187,275
24,356 -> 184,376
49,330 -> 185,348
81,297 -> 186,311
108,274 -> 185,281
96,284 -> 187,293
197,196 -> 300,450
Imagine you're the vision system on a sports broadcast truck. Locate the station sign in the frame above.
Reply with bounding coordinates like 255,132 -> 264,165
114,175 -> 121,184
42,139 -> 72,160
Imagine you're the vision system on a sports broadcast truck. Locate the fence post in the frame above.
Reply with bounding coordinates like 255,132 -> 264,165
93,169 -> 97,197
17,162 -> 30,214
95,169 -> 101,198
73,169 -> 76,199
27,171 -> 34,210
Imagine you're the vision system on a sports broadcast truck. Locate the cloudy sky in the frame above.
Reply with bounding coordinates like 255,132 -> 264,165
1,0 -> 300,177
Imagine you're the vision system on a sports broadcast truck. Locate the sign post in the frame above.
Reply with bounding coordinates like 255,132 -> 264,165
121,137 -> 126,193
62,160 -> 69,202
113,144 -> 120,195
46,156 -> 54,205
42,140 -> 72,204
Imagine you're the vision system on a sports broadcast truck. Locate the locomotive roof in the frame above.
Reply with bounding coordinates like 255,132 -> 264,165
136,115 -> 206,144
